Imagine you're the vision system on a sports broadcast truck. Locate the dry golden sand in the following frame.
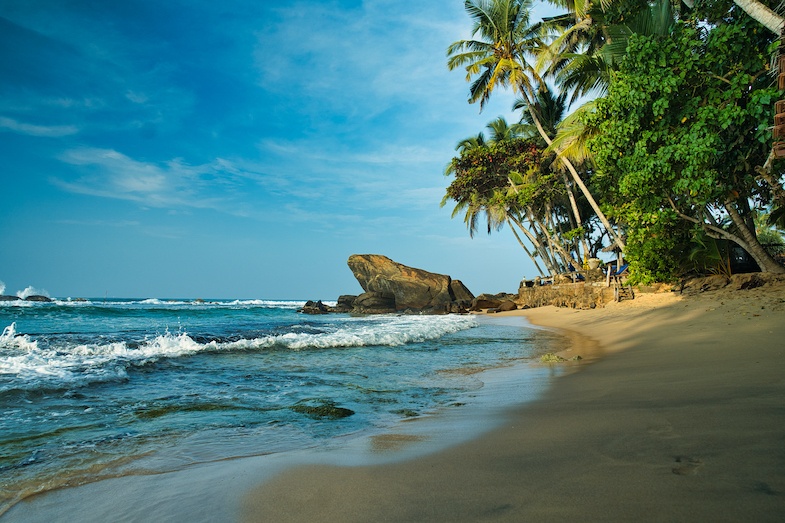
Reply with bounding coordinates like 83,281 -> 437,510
242,282 -> 785,522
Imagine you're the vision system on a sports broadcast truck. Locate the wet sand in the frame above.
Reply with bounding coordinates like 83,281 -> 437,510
242,286 -> 785,522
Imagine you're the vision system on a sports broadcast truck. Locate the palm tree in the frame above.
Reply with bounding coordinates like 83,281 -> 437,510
728,0 -> 783,34
512,84 -> 592,261
486,116 -> 526,142
513,84 -> 567,140
455,132 -> 486,153
447,0 -> 625,250
542,0 -> 677,165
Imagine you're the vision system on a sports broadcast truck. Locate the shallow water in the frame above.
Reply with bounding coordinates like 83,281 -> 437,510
0,299 -> 560,515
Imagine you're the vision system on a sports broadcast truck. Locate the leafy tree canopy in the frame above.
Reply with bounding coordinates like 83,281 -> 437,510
445,139 -> 545,205
586,14 -> 781,281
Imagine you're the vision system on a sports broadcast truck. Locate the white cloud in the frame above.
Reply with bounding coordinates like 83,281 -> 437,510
125,91 -> 150,104
54,148 -> 225,209
55,219 -> 142,228
0,116 -> 79,137
253,1 -> 485,119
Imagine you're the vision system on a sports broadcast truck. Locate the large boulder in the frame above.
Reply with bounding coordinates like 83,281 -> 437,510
347,254 -> 471,312
352,291 -> 396,314
331,295 -> 358,313
450,280 -> 475,303
470,293 -> 518,311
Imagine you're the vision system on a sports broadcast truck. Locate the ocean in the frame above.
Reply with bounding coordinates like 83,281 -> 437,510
0,298 -> 561,516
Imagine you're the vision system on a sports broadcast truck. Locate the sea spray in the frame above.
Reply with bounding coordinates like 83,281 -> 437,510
15,286 -> 49,300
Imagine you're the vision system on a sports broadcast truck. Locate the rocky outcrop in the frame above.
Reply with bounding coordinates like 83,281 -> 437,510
330,295 -> 358,313
299,300 -> 331,314
0,295 -> 53,302
352,292 -> 397,314
26,295 -> 53,302
346,254 -> 474,314
470,293 -> 517,311
450,280 -> 474,302
678,273 -> 785,295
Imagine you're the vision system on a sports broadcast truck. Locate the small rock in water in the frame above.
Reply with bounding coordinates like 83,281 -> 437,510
299,300 -> 330,314
290,399 -> 354,419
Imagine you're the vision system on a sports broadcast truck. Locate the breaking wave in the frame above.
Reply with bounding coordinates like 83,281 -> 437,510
0,314 -> 476,392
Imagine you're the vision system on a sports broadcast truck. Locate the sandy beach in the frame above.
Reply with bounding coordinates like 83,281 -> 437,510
242,279 -> 785,522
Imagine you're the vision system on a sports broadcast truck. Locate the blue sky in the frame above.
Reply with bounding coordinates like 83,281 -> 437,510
0,0 -> 558,299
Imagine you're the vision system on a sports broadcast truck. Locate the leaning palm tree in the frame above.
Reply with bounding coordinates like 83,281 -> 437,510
512,84 -> 592,261
447,0 -> 625,250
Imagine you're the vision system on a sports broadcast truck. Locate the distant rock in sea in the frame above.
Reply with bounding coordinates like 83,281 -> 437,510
25,295 -> 53,302
299,300 -> 331,314
0,294 -> 53,302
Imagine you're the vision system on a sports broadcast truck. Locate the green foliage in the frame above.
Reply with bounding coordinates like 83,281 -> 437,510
622,209 -> 692,283
587,14 -> 779,280
687,232 -> 733,279
759,230 -> 785,255
444,139 -> 544,207
443,138 -> 549,237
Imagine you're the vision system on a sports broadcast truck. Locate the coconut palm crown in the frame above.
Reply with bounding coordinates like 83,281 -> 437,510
446,0 -> 547,111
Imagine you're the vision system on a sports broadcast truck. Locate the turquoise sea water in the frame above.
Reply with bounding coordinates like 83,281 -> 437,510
0,298 -> 558,515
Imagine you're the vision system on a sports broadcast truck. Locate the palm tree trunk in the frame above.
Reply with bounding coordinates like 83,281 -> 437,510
529,209 -> 581,270
521,91 -> 626,251
562,172 -> 591,260
732,0 -> 784,35
668,198 -> 785,273
506,217 -> 547,277
510,214 -> 559,275
724,203 -> 785,273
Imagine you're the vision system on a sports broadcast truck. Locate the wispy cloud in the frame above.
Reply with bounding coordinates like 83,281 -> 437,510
0,116 -> 78,137
253,1 -> 494,124
54,148 -> 227,209
54,218 -> 142,227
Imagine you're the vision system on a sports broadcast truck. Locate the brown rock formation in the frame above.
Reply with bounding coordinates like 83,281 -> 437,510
346,255 -> 473,312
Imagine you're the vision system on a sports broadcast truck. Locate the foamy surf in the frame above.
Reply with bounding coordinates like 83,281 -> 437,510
0,298 -> 552,518
0,315 -> 477,392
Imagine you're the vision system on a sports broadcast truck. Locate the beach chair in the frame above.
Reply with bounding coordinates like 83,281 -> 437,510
609,264 -> 634,302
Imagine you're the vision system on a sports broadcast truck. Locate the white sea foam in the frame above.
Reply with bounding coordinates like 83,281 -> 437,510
0,315 -> 477,391
226,314 -> 478,351
0,280 -> 5,294
16,285 -> 49,299
133,299 -> 317,308
139,298 -> 167,305
0,327 -> 209,390
225,299 -> 309,308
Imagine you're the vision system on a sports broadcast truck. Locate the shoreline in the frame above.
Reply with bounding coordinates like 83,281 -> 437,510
240,288 -> 785,522
1,315 -> 568,522
4,285 -> 784,521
